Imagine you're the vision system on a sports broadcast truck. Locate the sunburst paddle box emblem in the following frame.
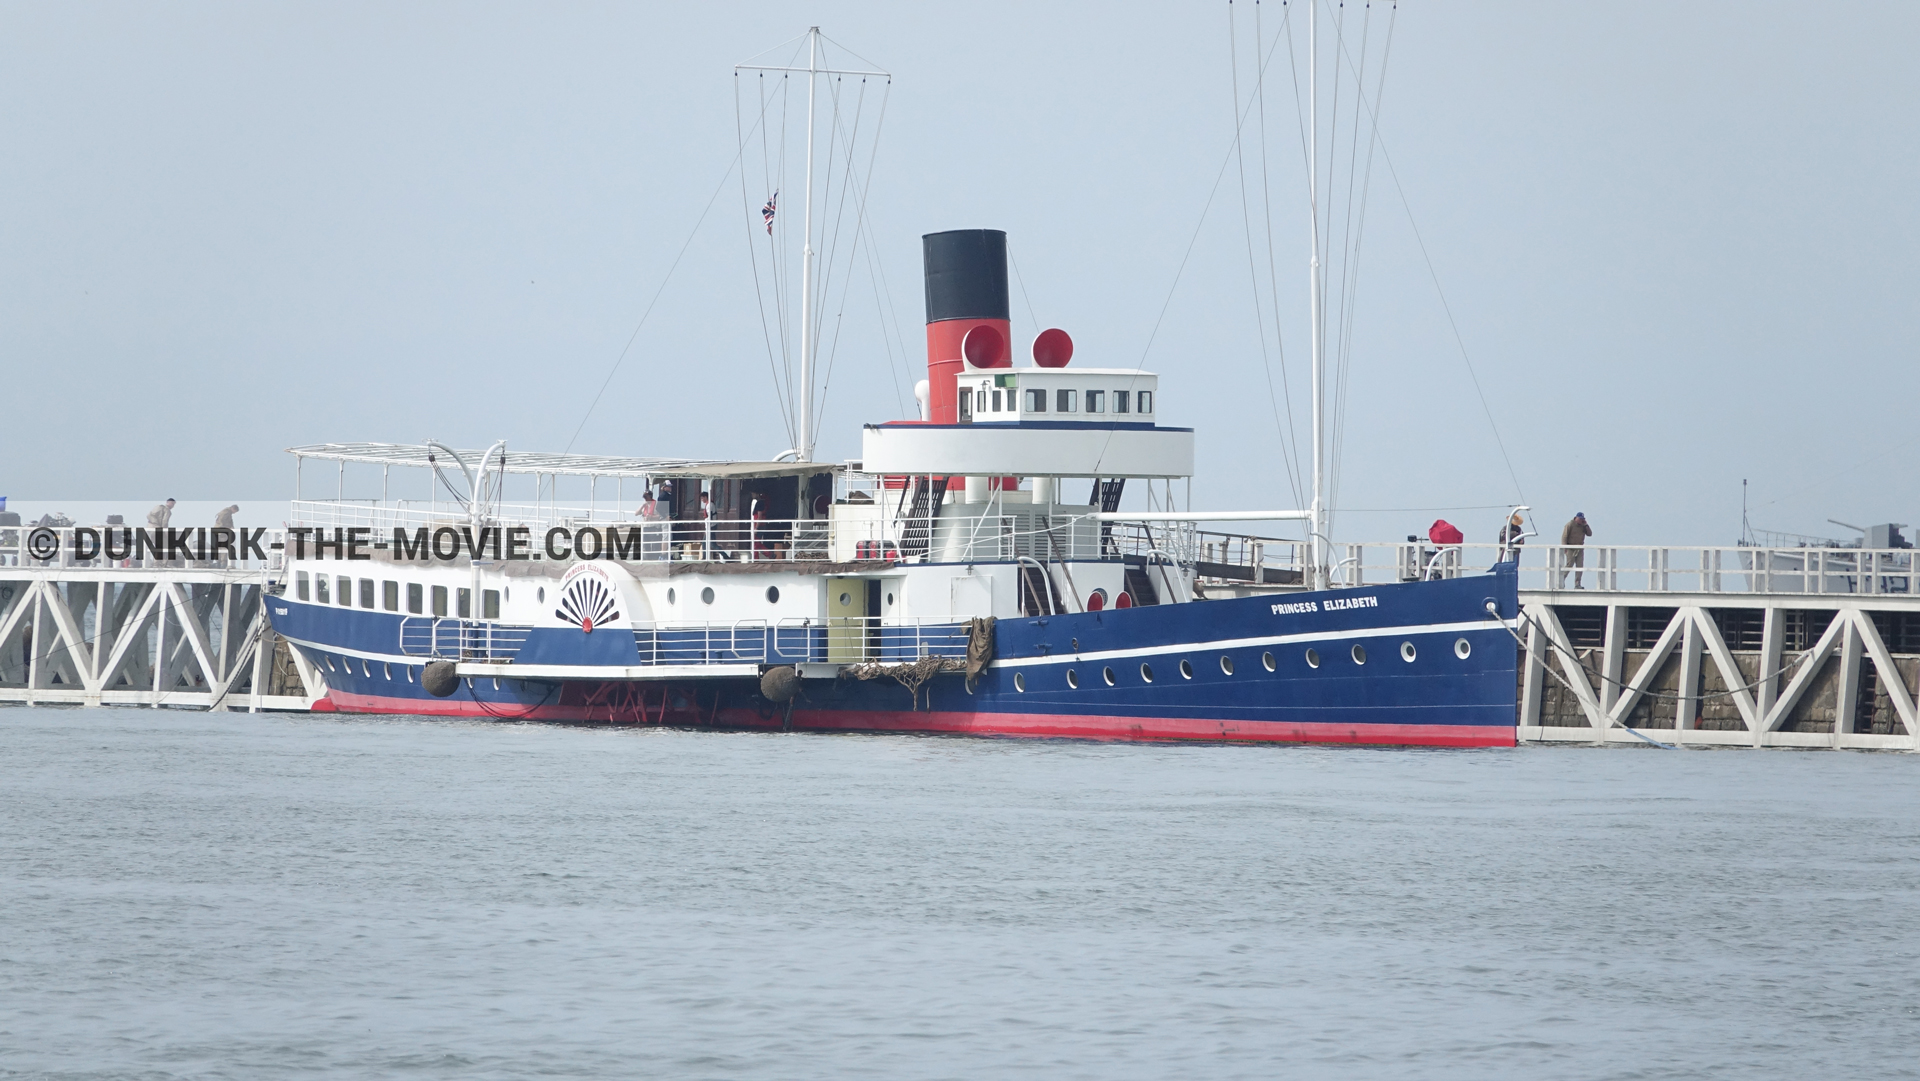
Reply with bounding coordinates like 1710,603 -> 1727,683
555,565 -> 621,634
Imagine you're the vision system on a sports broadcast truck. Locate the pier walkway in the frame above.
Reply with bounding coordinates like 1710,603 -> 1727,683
0,527 -> 317,712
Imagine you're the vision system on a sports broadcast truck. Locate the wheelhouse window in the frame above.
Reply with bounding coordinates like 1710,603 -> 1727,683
1115,390 -> 1131,414
1137,390 -> 1153,414
431,585 -> 448,618
1024,389 -> 1046,413
1056,389 -> 1076,412
382,581 -> 399,612
1085,390 -> 1105,413
296,571 -> 310,601
407,583 -> 423,614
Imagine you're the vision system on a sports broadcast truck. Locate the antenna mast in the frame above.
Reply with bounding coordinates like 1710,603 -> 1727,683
1308,0 -> 1327,590
737,29 -> 890,463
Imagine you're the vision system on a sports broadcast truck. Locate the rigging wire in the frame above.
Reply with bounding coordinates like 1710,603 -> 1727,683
809,70 -> 869,422
812,70 -> 893,440
1331,30 -> 1528,506
1254,0 -> 1307,507
1231,0 -> 1305,508
562,130 -> 757,454
737,73 -> 796,445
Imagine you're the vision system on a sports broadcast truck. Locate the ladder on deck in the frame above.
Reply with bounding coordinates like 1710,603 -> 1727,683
897,476 -> 949,562
1091,478 -> 1126,557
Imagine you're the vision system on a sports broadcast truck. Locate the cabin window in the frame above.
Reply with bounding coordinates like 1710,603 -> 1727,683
482,589 -> 500,619
1025,389 -> 1046,413
336,577 -> 351,606
407,583 -> 423,614
382,581 -> 399,612
991,390 -> 1002,412
1085,390 -> 1105,413
296,571 -> 310,601
431,585 -> 448,618
976,388 -> 987,414
1056,389 -> 1076,413
1137,391 -> 1153,414
457,588 -> 471,618
1114,391 -> 1131,414
358,579 -> 375,609
958,391 -> 972,422
314,575 -> 328,603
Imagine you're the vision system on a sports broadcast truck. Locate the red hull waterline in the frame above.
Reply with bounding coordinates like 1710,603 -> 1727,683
319,689 -> 1517,748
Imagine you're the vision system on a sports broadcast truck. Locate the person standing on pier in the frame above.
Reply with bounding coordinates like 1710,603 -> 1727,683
144,498 -> 175,568
1557,512 -> 1592,588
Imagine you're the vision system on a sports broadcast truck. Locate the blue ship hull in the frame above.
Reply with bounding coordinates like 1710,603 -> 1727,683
266,566 -> 1519,746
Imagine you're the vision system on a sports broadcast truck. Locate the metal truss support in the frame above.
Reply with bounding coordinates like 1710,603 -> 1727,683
1520,592 -> 1920,751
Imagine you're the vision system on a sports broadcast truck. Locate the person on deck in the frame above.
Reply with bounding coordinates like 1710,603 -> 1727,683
147,499 -> 175,529
1498,513 -> 1527,564
1556,512 -> 1593,588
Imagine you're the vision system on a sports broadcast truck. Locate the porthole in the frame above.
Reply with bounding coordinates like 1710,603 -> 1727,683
1400,641 -> 1417,663
701,587 -> 715,605
667,588 -> 676,605
537,586 -> 546,603
1262,651 -> 1276,672
361,659 -> 371,678
491,678 -> 501,690
839,592 -> 852,606
1351,644 -> 1367,665
1180,659 -> 1194,679
383,662 -> 392,681
324,656 -> 335,672
1067,669 -> 1080,689
1103,666 -> 1116,686
886,592 -> 895,606
1014,672 -> 1026,693
504,587 -> 510,602
1305,648 -> 1321,668
405,666 -> 414,683
1454,637 -> 1472,659
1140,663 -> 1154,683
1220,655 -> 1235,675
766,586 -> 781,603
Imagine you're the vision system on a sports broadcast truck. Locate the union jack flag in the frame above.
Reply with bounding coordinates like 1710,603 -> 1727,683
762,191 -> 778,234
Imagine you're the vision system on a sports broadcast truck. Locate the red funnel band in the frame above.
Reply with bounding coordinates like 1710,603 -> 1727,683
924,317 -> 1010,422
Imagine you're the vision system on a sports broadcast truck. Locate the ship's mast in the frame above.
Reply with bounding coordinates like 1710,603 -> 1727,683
798,27 -> 818,462
1308,0 -> 1327,590
736,30 -> 888,463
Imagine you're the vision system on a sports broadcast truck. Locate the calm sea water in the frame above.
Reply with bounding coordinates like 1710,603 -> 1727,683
3,707 -> 1917,1080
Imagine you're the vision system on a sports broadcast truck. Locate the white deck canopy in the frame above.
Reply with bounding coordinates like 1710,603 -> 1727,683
287,443 -> 829,481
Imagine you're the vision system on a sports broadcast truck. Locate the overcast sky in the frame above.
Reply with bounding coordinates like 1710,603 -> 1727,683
3,1 -> 1915,546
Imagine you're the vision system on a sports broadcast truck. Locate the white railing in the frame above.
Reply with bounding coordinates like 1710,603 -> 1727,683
394,616 -> 971,667
398,618 -> 531,660
1181,540 -> 1919,597
0,525 -> 288,571
288,501 -> 1129,567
